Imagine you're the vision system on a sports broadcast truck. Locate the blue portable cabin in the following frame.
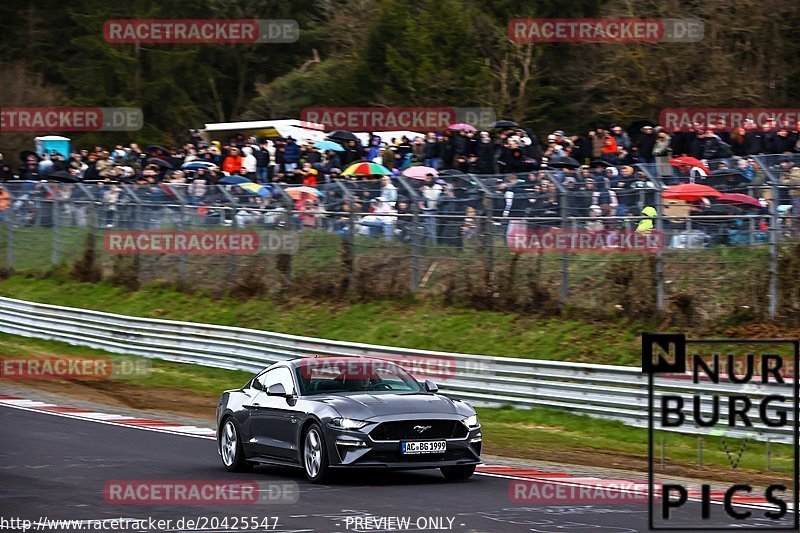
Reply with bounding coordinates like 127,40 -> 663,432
35,135 -> 71,158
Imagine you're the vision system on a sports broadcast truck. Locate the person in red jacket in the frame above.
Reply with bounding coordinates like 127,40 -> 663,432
222,147 -> 243,174
302,168 -> 318,188
601,136 -> 619,161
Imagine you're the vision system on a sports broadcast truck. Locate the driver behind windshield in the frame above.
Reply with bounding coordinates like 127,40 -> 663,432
343,374 -> 375,391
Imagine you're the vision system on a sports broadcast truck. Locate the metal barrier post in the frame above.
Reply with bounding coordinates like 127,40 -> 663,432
655,189 -> 665,310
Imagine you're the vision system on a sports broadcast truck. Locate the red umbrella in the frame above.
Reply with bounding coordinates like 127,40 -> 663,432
662,183 -> 721,201
716,193 -> 761,208
669,156 -> 710,174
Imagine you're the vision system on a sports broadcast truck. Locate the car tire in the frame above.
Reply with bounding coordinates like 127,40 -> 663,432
219,418 -> 249,472
302,423 -> 330,483
440,465 -> 476,481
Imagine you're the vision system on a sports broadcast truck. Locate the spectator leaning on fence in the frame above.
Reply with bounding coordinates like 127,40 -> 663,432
420,174 -> 443,244
779,158 -> 800,230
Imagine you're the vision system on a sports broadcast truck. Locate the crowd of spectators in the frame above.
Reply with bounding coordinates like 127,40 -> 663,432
0,117 -> 799,248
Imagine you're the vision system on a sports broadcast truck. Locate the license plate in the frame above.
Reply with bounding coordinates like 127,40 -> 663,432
401,440 -> 446,454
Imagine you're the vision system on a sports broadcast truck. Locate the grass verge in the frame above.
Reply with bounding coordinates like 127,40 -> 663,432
0,274 -> 647,365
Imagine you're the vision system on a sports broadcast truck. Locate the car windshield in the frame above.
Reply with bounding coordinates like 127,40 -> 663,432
294,358 -> 424,396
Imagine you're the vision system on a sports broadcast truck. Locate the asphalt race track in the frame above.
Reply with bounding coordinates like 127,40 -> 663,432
0,404 -> 792,532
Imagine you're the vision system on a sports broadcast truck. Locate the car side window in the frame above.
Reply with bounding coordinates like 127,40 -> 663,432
252,371 -> 268,390
260,367 -> 295,395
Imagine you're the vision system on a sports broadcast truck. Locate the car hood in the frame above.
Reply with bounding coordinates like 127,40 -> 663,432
307,392 -> 468,420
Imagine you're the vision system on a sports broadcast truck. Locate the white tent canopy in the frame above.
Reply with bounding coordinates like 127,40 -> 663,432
355,131 -> 424,145
201,119 -> 327,144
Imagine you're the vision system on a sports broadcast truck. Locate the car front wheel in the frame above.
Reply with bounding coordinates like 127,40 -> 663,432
302,424 -> 330,483
219,419 -> 249,472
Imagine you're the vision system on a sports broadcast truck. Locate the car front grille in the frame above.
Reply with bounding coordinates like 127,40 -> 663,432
369,419 -> 468,441
366,449 -> 470,463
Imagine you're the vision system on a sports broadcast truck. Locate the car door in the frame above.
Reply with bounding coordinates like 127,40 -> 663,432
246,366 -> 301,461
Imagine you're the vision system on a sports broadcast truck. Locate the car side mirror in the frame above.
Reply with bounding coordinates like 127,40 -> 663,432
424,380 -> 438,393
266,383 -> 287,397
251,378 -> 263,391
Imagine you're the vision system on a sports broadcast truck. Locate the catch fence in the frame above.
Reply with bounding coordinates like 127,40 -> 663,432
0,154 -> 798,321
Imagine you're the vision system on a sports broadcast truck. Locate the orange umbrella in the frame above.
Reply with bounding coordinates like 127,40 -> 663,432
285,186 -> 322,200
662,183 -> 721,201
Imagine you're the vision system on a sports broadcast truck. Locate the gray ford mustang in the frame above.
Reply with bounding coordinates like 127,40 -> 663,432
216,357 -> 482,482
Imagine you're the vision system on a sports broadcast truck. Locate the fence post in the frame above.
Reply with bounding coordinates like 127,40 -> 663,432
345,198 -> 357,291
769,178 -> 779,318
395,176 -> 420,292
228,206 -> 238,281
410,204 -> 421,292
655,189 -> 665,311
483,191 -> 494,280
697,436 -> 703,467
262,183 -> 295,284
178,200 -> 186,286
6,203 -> 14,269
51,192 -> 61,265
559,190 -> 569,305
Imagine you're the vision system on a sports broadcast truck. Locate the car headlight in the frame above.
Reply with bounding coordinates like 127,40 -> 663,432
328,417 -> 369,430
463,414 -> 480,429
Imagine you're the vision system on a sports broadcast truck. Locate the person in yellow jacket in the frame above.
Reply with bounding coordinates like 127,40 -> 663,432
636,205 -> 657,233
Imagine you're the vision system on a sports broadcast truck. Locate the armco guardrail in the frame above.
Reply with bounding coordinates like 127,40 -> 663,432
0,296 -> 792,443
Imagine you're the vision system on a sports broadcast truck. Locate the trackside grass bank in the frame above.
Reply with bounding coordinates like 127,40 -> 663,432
0,274 -> 646,365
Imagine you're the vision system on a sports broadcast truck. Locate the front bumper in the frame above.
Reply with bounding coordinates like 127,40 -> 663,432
326,424 -> 482,469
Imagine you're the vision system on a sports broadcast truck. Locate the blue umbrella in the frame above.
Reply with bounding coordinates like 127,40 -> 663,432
217,175 -> 251,185
314,140 -> 345,152
239,182 -> 274,197
182,161 -> 218,171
